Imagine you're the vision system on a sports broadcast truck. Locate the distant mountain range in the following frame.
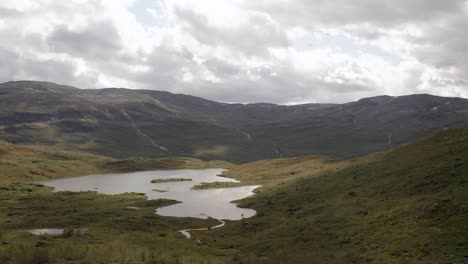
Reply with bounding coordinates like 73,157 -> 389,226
1,81 -> 468,162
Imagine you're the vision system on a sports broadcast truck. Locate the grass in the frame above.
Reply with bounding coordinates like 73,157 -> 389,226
152,189 -> 169,193
220,155 -> 352,188
191,182 -> 244,190
0,182 -> 235,263
194,126 -> 468,263
151,178 -> 192,184
1,126 -> 467,263
0,140 -> 232,184
0,141 -> 237,263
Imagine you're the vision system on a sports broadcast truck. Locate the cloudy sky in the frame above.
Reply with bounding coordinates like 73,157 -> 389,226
0,0 -> 467,104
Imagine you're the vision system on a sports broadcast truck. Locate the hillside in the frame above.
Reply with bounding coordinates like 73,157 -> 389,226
0,126 -> 466,263
2,81 -> 468,162
195,126 -> 468,263
0,141 -> 230,184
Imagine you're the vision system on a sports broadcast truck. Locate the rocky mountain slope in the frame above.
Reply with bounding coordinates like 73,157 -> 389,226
1,81 -> 468,162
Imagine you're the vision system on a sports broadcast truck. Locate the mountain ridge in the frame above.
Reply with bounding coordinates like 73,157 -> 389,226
1,80 -> 468,162
3,80 -> 466,105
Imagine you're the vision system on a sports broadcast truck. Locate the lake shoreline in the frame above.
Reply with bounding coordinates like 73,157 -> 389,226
40,169 -> 261,220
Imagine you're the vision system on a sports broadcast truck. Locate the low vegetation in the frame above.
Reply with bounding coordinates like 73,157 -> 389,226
152,189 -> 169,193
1,126 -> 467,263
196,127 -> 468,263
191,182 -> 243,190
151,178 -> 192,184
0,141 -> 231,184
0,183 -> 230,263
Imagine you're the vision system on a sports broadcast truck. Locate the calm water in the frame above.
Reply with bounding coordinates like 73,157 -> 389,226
29,228 -> 88,235
41,169 -> 260,220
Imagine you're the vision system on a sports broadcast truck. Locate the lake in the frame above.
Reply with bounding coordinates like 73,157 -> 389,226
40,169 -> 260,220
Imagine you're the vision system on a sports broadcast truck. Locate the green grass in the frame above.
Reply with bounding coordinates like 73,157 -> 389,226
152,189 -> 169,193
191,182 -> 244,190
0,183 -> 235,263
151,178 -> 192,184
1,126 -> 467,263
194,127 -> 468,263
0,140 -> 232,184
0,141 -> 236,263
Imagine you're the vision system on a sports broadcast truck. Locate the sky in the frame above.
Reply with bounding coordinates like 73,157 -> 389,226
0,0 -> 467,104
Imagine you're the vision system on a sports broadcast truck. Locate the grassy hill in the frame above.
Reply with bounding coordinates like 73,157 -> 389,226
195,126 -> 468,263
0,140 -> 231,184
0,127 -> 466,263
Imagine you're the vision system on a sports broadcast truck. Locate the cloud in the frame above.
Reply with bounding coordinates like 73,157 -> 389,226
0,7 -> 22,18
0,47 -> 98,88
0,48 -> 20,80
173,6 -> 289,56
247,0 -> 465,27
0,0 -> 467,104
48,20 -> 123,60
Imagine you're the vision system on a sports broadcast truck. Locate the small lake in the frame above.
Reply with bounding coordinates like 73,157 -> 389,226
29,228 -> 89,236
41,169 -> 260,220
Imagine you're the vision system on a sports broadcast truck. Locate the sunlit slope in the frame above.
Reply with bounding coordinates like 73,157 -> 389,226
200,126 -> 468,263
0,141 -> 230,184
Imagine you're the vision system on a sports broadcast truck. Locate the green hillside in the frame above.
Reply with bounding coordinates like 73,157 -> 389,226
0,140 -> 231,184
196,126 -> 468,263
0,127 -> 466,263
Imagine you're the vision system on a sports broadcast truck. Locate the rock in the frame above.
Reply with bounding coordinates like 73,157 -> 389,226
358,209 -> 369,215
423,201 -> 439,212
35,241 -> 47,247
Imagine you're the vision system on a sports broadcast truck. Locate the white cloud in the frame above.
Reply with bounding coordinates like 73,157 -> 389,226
0,0 -> 467,103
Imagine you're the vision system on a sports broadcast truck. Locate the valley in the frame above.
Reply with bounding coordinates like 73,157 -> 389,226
2,1 -> 468,262
0,0 -> 468,264
0,125 -> 466,263
0,81 -> 467,263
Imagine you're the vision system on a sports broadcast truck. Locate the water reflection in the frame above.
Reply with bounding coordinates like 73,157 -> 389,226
41,169 -> 260,220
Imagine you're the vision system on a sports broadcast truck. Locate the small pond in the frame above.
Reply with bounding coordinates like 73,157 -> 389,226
40,169 -> 260,220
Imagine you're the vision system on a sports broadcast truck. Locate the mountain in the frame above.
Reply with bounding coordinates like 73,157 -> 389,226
1,80 -> 468,162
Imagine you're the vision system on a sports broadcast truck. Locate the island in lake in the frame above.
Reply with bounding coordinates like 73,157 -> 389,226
151,178 -> 192,183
